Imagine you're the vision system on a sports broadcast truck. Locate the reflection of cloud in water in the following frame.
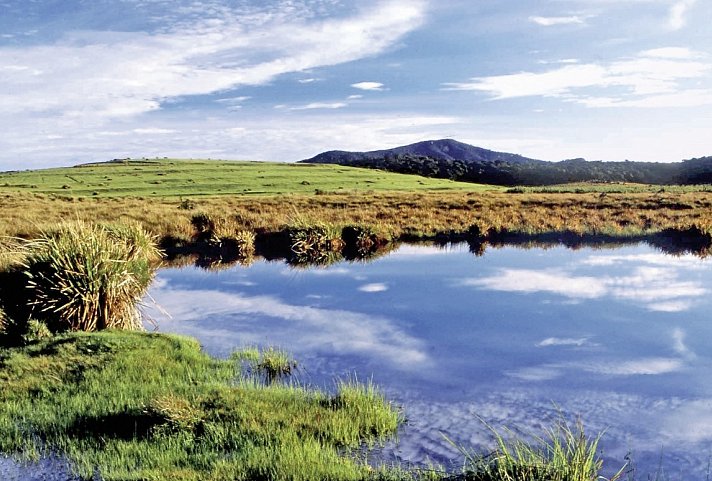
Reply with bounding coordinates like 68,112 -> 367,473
672,327 -> 696,359
662,400 -> 712,443
507,356 -> 684,381
386,389 -> 712,479
463,270 -> 605,298
463,252 -> 708,311
148,285 -> 429,370
582,253 -> 707,269
506,365 -> 562,381
537,337 -> 591,347
381,388 -> 712,479
588,357 -> 684,376
359,283 -> 388,293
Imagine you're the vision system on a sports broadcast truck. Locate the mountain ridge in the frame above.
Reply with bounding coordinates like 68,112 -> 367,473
299,139 -> 712,186
301,139 -> 543,165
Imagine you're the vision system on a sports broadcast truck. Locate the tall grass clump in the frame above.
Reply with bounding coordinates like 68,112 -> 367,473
20,221 -> 160,332
452,418 -> 625,481
287,220 -> 344,264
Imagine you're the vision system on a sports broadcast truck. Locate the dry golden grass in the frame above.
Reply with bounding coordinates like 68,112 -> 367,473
3,191 -> 712,242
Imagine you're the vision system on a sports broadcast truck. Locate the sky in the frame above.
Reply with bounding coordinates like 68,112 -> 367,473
2,0 -> 712,169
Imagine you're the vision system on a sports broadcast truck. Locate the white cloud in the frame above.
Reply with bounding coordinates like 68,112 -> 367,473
351,81 -> 386,91
289,102 -> 348,110
669,0 -> 698,30
132,127 -> 176,135
528,15 -> 586,26
358,283 -> 389,292
444,48 -> 712,109
642,47 -> 698,59
0,0 -> 424,126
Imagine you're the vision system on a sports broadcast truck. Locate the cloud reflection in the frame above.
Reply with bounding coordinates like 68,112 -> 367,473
147,282 -> 429,370
463,253 -> 708,312
359,283 -> 389,293
537,337 -> 591,347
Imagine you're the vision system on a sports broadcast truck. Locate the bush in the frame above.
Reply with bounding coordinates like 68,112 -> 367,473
20,221 -> 160,332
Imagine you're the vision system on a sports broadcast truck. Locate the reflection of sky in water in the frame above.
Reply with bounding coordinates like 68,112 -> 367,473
146,244 -> 712,478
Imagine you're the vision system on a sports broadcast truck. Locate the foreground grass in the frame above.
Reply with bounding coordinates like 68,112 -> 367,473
0,331 -> 401,481
0,159 -> 495,198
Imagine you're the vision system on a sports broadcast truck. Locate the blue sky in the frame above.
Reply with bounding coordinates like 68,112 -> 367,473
2,0 -> 711,169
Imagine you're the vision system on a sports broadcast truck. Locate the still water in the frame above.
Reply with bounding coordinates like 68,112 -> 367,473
148,243 -> 712,478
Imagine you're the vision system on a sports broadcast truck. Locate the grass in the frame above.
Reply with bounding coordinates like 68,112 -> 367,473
0,331 -> 402,481
508,182 -> 712,194
449,418 -> 626,481
0,160 -> 711,249
2,221 -> 160,335
0,159 -> 496,198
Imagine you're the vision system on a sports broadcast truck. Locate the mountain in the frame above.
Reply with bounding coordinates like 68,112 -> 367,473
301,139 -> 541,165
300,139 -> 712,186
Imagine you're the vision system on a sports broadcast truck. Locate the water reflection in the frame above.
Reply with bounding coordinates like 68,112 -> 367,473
147,243 -> 712,478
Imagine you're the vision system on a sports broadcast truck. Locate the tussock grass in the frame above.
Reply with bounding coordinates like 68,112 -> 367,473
12,221 -> 159,333
0,331 -> 402,480
287,219 -> 344,265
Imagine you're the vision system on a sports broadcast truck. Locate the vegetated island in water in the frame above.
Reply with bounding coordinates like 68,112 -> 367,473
1,149 -> 711,479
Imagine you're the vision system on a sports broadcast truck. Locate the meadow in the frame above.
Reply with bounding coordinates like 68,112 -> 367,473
0,159 -> 494,198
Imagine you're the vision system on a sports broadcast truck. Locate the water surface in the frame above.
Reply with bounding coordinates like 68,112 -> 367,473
148,243 -> 712,478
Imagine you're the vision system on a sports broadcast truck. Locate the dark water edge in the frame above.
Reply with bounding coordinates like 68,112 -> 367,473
161,227 -> 712,270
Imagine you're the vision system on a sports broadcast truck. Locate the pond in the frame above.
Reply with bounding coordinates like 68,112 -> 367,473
146,242 -> 712,479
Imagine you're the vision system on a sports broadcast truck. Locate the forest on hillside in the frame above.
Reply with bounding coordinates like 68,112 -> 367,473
315,154 -> 712,186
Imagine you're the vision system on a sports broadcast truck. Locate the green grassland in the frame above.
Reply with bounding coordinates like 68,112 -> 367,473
0,159 -> 498,197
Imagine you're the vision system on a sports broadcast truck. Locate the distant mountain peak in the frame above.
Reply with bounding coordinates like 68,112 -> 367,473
301,139 -> 541,164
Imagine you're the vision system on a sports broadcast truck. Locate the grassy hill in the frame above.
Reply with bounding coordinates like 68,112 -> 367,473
0,158 -> 498,198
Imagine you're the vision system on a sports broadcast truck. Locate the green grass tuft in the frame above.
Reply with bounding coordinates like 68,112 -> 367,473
448,417 -> 626,481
